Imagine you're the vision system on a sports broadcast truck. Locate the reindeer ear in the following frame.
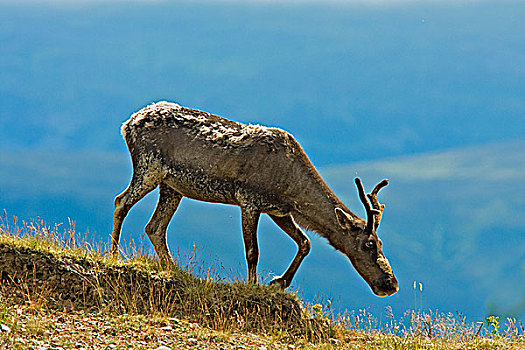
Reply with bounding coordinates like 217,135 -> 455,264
335,208 -> 353,229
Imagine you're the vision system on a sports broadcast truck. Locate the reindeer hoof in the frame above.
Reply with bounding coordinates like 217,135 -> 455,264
110,250 -> 120,261
160,259 -> 176,270
269,276 -> 289,289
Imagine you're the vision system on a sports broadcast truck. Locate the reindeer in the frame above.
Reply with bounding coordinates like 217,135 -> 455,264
111,101 -> 398,296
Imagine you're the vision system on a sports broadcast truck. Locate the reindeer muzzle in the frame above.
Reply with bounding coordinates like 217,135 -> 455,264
371,275 -> 399,297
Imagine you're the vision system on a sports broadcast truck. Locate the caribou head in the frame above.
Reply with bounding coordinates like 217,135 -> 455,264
335,178 -> 398,297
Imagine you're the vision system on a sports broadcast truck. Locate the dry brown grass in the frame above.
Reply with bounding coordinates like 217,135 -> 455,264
0,213 -> 524,349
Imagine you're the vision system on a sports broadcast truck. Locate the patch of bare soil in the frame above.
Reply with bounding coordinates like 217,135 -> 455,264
0,306 -> 299,350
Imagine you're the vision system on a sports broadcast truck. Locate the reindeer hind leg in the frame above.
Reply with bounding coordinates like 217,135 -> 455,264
111,164 -> 162,259
145,182 -> 183,268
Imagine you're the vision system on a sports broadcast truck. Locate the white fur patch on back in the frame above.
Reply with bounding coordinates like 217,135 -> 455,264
121,101 -> 181,140
122,101 -> 286,149
199,122 -> 273,147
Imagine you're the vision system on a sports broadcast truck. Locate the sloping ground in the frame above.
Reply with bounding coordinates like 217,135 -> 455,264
1,232 -> 524,349
0,242 -> 314,336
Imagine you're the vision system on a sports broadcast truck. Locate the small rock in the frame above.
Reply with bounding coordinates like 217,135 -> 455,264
153,346 -> 171,350
31,340 -> 49,350
15,338 -> 27,344
187,338 -> 198,345
0,323 -> 11,333
168,317 -> 181,324
330,338 -> 341,346
160,325 -> 173,331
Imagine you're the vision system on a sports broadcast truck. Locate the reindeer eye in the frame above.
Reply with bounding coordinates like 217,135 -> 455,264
364,240 -> 376,250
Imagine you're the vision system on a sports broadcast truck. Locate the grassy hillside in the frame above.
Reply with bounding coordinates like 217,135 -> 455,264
0,220 -> 312,334
1,215 -> 524,349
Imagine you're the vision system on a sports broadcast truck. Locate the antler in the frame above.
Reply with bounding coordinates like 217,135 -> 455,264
355,178 -> 389,233
368,179 -> 388,231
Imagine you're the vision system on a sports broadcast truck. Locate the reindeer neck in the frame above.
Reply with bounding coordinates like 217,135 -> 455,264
290,171 -> 364,244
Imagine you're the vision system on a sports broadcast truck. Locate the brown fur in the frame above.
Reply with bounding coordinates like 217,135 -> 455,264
111,101 -> 398,295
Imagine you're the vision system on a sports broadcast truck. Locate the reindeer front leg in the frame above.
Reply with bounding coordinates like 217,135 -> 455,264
268,214 -> 311,289
240,206 -> 261,284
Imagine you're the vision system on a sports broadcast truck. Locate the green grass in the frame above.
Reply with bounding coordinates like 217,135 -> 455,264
0,213 -> 524,349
